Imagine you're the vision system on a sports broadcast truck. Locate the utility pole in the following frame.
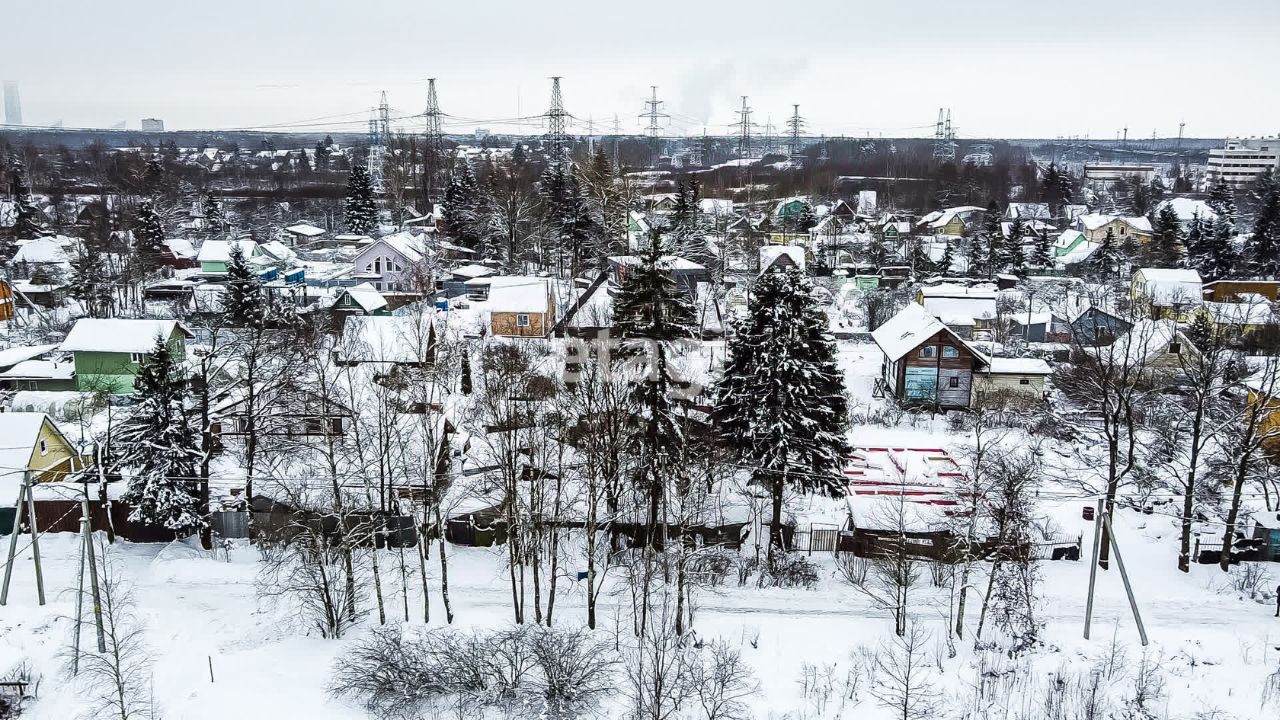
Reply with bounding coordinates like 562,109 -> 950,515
785,104 -> 805,159
546,76 -> 569,161
1,471 -> 45,606
734,96 -> 754,159
1177,120 -> 1185,150
933,108 -> 954,161
1083,497 -> 1149,646
639,85 -> 669,168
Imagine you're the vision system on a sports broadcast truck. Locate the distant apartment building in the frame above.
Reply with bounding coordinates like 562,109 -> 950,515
141,118 -> 165,131
1206,137 -> 1280,189
1084,163 -> 1155,182
3,81 -> 21,126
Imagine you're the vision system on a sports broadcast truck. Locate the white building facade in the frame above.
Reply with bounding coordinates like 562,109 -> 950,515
1206,137 -> 1280,189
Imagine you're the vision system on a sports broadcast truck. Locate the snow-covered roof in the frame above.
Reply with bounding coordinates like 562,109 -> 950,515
1107,319 -> 1180,365
0,344 -> 58,369
772,196 -> 810,215
197,239 -> 258,263
379,232 -> 428,264
871,303 -> 949,362
338,282 -> 388,313
759,245 -> 806,273
917,206 -> 983,229
450,264 -> 498,280
164,238 -> 197,259
609,255 -> 706,272
984,357 -> 1052,376
1135,268 -> 1202,305
259,240 -> 296,264
0,359 -> 74,380
1006,203 -> 1050,220
487,277 -> 552,313
1201,299 -> 1273,326
12,237 -> 72,264
1078,214 -> 1152,233
284,223 -> 326,237
699,198 -> 734,215
1158,198 -> 1218,224
338,315 -> 434,364
0,413 -> 61,504
60,318 -> 189,354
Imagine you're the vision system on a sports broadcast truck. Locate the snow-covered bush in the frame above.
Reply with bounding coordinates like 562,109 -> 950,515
330,624 -> 616,720
757,551 -> 820,589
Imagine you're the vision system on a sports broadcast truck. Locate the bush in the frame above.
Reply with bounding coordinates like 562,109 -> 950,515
331,624 -> 616,719
759,551 -> 821,589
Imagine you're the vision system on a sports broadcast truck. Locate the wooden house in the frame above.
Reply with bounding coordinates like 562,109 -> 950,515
59,318 -> 191,393
871,304 -> 981,408
0,413 -> 86,534
1203,279 -> 1280,303
487,277 -> 557,338
1131,267 -> 1202,320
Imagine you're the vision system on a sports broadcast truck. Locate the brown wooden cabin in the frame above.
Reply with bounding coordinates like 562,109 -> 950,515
871,304 -> 980,409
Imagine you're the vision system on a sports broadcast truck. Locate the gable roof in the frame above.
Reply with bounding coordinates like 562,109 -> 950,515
338,314 -> 434,364
487,277 -> 553,313
872,303 -> 967,362
60,318 -> 190,354
197,239 -> 258,263
337,282 -> 388,313
1135,268 -> 1202,305
0,413 -> 69,504
284,223 -> 326,237
0,343 -> 59,370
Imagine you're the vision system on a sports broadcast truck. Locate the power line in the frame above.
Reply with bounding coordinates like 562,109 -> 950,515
785,104 -> 806,159
638,85 -> 669,168
734,96 -> 754,160
545,76 -> 569,161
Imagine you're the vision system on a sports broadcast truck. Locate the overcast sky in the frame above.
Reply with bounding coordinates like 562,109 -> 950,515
4,0 -> 1278,139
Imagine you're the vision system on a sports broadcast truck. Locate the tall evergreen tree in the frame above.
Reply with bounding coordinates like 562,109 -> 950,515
1088,227 -> 1119,280
117,336 -> 203,535
1004,216 -> 1027,275
715,264 -> 850,549
7,161 -> 43,243
202,190 -> 223,234
1030,227 -> 1053,268
1149,203 -> 1184,267
1246,169 -> 1280,278
132,200 -> 166,274
668,178 -> 708,263
224,242 -> 269,327
68,242 -> 114,318
345,164 -> 378,234
539,163 -> 600,276
1201,215 -> 1241,280
612,232 -> 696,533
442,159 -> 482,248
981,202 -> 1003,275
1207,179 -> 1237,227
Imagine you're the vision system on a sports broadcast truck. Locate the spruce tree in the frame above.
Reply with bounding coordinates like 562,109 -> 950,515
442,159 -> 482,249
8,161 -> 43,242
1004,216 -> 1027,275
1246,169 -> 1280,278
1207,179 -> 1237,227
224,242 -> 268,327
1030,227 -> 1053,269
1149,203 -> 1184,267
1089,227 -> 1119,280
612,232 -> 696,533
1202,215 -> 1241,280
132,200 -> 166,274
118,335 -> 203,535
981,202 -> 1003,275
68,242 -> 113,318
202,190 -> 222,233
715,264 -> 850,550
937,240 -> 955,275
345,164 -> 378,234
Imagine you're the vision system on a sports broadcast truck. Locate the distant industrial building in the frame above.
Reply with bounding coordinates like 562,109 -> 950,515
3,81 -> 21,126
1084,163 -> 1155,182
141,118 -> 165,131
1206,137 -> 1280,189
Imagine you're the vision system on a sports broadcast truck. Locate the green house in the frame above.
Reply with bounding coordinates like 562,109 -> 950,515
197,239 -> 264,274
773,197 -> 811,219
59,318 -> 191,393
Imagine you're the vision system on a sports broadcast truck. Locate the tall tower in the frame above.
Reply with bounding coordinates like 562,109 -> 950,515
424,79 -> 443,153
933,108 -> 955,162
785,104 -> 805,159
639,85 -> 669,168
367,91 -> 389,193
2,82 -> 21,126
735,96 -> 754,159
546,76 -> 569,161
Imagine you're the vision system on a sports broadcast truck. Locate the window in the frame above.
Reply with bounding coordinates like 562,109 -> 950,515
129,352 -> 142,363
39,439 -> 48,456
1019,378 -> 1030,385
516,314 -> 531,327
942,346 -> 959,358
1168,342 -> 1181,354
374,258 -> 382,273
948,376 -> 960,388
920,346 -> 937,358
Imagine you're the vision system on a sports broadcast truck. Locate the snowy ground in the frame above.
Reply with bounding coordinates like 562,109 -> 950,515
3,339 -> 1280,719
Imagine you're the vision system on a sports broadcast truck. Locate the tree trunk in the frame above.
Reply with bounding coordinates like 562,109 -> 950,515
434,503 -> 454,624
770,477 -> 785,551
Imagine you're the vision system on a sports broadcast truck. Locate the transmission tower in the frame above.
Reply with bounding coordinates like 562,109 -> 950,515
545,76 -> 569,161
367,91 -> 389,193
639,85 -> 669,168
735,96 -> 754,159
933,107 -> 955,162
785,104 -> 806,159
424,79 -> 443,152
